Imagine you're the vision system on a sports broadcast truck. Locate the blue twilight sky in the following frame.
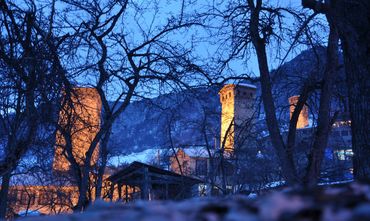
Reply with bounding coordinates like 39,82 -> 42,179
28,0 -> 328,100
132,0 -> 329,80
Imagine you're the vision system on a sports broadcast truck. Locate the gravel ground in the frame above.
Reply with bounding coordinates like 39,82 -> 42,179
21,182 -> 370,221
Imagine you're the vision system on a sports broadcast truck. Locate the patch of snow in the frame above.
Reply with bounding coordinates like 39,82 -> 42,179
318,179 -> 353,186
18,210 -> 41,217
108,146 -> 214,167
238,83 -> 257,89
263,181 -> 286,189
109,148 -> 162,166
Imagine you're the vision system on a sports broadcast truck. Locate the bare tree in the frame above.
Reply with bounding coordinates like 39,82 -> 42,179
0,1 -> 66,217
302,0 -> 370,181
206,0 -> 342,186
304,24 -> 339,185
47,0 -> 209,210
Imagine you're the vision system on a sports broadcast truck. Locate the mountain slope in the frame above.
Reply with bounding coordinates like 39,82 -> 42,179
108,46 -> 347,155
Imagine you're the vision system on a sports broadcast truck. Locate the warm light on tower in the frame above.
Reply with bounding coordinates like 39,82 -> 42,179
53,87 -> 102,172
289,95 -> 309,129
219,84 -> 256,153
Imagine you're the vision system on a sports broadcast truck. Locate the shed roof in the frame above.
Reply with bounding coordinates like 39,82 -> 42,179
108,161 -> 202,185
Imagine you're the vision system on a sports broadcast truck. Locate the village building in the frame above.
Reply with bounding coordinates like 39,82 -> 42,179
288,95 -> 309,129
219,84 -> 257,153
4,87 -> 201,218
4,88 -> 102,217
170,147 -> 210,177
170,84 -> 353,193
3,82 -> 354,217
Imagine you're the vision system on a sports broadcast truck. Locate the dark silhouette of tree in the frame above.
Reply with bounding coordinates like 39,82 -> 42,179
207,0 -> 341,186
0,1 -> 67,218
51,0 -> 208,210
302,0 -> 370,182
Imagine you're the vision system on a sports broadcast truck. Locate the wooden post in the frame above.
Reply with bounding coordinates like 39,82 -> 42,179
118,184 -> 122,201
141,167 -> 150,200
165,183 -> 169,200
109,183 -> 114,202
125,185 -> 129,203
133,186 -> 136,201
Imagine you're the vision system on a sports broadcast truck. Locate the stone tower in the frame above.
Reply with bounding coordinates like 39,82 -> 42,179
53,87 -> 102,172
219,84 -> 257,153
289,95 -> 309,129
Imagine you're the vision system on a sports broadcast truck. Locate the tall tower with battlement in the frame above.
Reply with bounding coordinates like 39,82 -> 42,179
53,87 -> 102,172
219,84 -> 257,153
289,95 -> 309,129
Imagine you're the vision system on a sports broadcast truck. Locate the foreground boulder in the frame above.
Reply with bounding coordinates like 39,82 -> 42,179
21,182 -> 370,221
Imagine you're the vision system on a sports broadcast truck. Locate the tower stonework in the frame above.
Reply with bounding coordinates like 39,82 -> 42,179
219,84 -> 257,153
289,95 -> 309,129
53,87 -> 102,172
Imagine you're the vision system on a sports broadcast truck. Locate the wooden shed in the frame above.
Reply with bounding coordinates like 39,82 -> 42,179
107,161 -> 202,201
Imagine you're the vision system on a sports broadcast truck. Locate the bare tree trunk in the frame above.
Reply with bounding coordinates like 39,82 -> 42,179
95,126 -> 111,199
201,111 -> 216,196
0,172 -> 11,219
219,117 -> 234,194
75,166 -> 90,211
248,0 -> 298,185
330,1 -> 370,181
304,23 -> 339,186
303,0 -> 370,181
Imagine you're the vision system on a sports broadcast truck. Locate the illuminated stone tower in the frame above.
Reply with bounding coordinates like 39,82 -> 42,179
289,95 -> 309,129
219,84 -> 257,153
53,87 -> 102,172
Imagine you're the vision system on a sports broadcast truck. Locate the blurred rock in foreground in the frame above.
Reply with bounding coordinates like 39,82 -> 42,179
20,182 -> 370,221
